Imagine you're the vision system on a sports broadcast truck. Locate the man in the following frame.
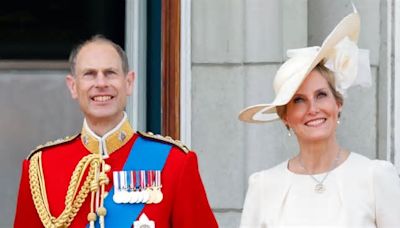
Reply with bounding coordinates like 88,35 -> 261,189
14,36 -> 218,228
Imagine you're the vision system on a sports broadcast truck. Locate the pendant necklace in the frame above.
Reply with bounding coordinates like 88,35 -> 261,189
298,149 -> 340,193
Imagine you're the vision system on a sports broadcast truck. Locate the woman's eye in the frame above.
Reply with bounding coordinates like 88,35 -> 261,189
317,91 -> 327,99
293,97 -> 304,103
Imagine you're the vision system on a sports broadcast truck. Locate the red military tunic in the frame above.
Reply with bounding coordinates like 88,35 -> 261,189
14,117 -> 218,227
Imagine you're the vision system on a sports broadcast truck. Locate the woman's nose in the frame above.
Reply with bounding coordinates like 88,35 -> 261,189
308,100 -> 320,114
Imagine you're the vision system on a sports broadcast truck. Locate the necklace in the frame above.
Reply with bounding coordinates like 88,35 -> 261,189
298,149 -> 340,193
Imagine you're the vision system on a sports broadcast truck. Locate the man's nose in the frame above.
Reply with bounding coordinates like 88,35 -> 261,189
95,73 -> 108,87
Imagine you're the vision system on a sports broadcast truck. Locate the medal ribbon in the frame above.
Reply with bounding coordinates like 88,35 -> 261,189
89,136 -> 172,228
149,171 -> 154,188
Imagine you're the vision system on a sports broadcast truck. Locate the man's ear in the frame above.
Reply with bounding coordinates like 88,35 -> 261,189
65,74 -> 78,99
126,71 -> 135,96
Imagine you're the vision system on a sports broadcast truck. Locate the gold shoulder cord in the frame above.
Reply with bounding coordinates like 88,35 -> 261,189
29,152 -> 109,228
138,131 -> 190,153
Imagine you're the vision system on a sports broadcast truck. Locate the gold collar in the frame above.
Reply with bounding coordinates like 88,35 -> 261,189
81,113 -> 134,158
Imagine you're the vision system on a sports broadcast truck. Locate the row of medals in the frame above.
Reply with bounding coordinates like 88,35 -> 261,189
113,170 -> 163,204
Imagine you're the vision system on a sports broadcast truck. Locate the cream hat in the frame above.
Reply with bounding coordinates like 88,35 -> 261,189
238,11 -> 372,123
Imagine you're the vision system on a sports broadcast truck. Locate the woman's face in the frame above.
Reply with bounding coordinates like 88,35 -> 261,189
283,70 -> 342,143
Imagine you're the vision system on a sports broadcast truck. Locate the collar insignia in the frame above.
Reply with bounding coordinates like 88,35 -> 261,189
81,113 -> 134,157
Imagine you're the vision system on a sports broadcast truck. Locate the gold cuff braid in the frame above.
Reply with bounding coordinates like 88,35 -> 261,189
29,152 -> 102,228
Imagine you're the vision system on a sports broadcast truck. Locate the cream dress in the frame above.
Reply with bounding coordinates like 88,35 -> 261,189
240,153 -> 400,228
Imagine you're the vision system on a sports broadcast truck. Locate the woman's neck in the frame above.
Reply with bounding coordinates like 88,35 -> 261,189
298,140 -> 340,173
289,137 -> 347,174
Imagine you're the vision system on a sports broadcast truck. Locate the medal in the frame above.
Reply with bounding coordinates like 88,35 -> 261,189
153,189 -> 163,204
146,171 -> 156,204
112,171 -> 123,204
153,170 -> 163,203
140,171 -> 150,203
152,171 -> 162,204
129,171 -> 139,203
112,170 -> 163,204
146,188 -> 154,204
119,171 -> 130,203
135,171 -> 144,203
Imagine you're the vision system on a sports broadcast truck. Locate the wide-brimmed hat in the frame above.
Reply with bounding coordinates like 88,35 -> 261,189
239,12 -> 364,123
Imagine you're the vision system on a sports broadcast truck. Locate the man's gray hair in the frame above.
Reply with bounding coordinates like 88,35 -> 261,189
68,35 -> 129,75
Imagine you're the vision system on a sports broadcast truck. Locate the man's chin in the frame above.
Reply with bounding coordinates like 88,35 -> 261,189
85,110 -> 121,121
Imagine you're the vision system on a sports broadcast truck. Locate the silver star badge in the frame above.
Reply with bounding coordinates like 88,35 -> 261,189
82,135 -> 89,145
119,131 -> 126,142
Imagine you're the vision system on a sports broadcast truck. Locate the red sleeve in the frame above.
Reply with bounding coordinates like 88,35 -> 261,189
14,160 -> 43,228
171,152 -> 218,228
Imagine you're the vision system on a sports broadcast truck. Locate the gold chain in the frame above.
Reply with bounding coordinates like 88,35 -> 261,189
29,152 -> 102,228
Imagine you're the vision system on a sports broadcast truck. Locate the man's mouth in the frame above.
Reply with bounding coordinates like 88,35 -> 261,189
92,95 -> 113,102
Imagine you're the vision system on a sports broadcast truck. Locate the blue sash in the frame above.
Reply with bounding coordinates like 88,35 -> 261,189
89,136 -> 172,228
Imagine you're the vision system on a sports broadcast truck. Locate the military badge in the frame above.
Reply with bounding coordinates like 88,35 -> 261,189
133,213 -> 155,228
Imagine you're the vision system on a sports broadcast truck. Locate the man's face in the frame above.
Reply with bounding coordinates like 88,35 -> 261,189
66,41 -> 134,124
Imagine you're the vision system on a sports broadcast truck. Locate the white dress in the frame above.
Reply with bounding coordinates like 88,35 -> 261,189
240,153 -> 400,228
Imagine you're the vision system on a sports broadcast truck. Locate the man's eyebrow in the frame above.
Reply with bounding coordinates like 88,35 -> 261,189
103,67 -> 119,72
81,68 -> 96,72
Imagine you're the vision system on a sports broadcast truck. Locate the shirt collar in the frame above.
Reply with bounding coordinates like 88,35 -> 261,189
81,112 -> 134,158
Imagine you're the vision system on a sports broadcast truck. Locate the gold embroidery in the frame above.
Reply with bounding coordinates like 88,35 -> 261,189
138,131 -> 190,153
28,135 -> 79,160
81,118 -> 134,155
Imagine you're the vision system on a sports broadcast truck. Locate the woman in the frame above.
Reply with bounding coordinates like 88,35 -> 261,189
238,11 -> 400,228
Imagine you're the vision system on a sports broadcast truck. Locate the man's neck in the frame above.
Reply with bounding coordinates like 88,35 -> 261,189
85,113 -> 125,137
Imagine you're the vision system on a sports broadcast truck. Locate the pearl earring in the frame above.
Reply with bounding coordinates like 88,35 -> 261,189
337,112 -> 341,124
287,128 -> 292,136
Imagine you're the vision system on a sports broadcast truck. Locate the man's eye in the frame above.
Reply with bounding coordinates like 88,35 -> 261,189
105,71 -> 117,77
83,71 -> 95,77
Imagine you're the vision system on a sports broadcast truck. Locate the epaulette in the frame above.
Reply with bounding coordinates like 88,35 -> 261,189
138,131 -> 190,153
27,134 -> 80,160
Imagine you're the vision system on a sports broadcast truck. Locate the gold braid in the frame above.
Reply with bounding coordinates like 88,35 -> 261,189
29,152 -> 103,228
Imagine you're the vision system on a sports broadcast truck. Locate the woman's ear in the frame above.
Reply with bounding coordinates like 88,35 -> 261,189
283,116 -> 289,128
336,99 -> 343,112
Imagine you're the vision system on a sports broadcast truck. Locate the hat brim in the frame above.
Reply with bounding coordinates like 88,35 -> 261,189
239,12 -> 360,123
238,104 -> 278,123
